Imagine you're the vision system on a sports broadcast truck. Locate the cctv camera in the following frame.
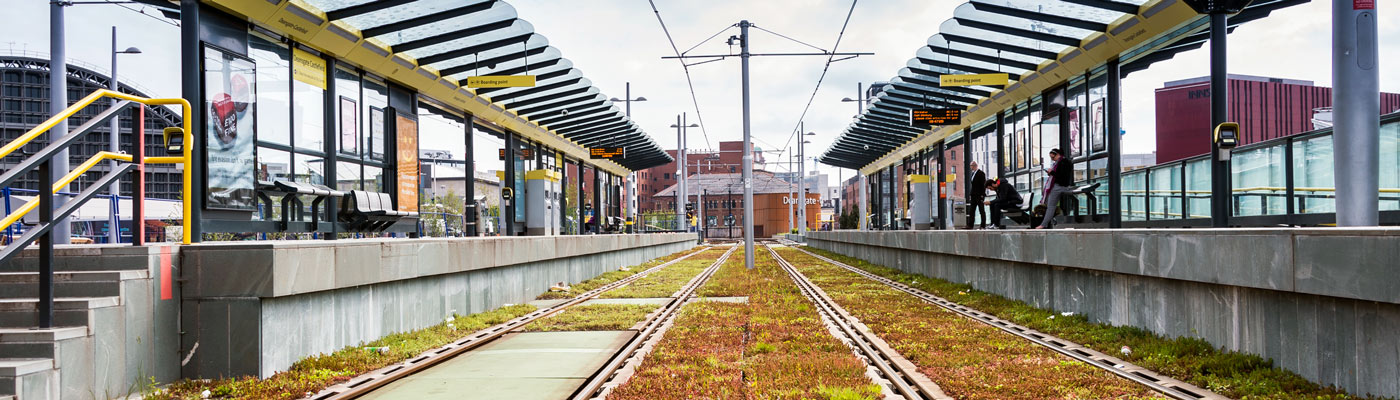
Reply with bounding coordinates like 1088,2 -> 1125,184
560,109 -> 570,116
863,144 -> 870,151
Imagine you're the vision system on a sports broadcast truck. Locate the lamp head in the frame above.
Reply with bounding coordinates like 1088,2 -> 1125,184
841,97 -> 855,102
119,47 -> 142,54
635,97 -> 647,102
609,97 -> 621,102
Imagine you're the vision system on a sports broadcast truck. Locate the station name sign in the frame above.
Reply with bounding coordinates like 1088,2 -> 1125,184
909,108 -> 961,127
939,73 -> 1008,87
783,196 -> 817,205
589,147 -> 626,159
467,75 -> 537,88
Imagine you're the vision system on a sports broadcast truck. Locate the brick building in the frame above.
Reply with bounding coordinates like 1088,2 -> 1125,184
635,141 -> 766,212
1155,74 -> 1400,163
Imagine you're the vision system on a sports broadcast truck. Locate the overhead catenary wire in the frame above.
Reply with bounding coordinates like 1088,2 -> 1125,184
777,0 -> 860,161
646,0 -> 716,151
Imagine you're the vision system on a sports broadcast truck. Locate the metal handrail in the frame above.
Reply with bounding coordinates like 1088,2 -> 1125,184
0,88 -> 192,244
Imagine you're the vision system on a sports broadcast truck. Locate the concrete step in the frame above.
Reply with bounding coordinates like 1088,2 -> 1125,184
0,244 -> 157,273
0,358 -> 56,398
0,327 -> 88,359
0,297 -> 120,329
0,271 -> 144,299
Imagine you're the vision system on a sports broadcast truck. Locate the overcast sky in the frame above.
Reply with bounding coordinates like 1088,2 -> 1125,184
4,0 -> 1394,183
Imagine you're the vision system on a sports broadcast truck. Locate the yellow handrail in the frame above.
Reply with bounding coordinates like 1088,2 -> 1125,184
0,88 -> 192,244
0,151 -> 131,229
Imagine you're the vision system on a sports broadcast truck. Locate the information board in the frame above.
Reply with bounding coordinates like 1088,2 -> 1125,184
589,147 -> 626,159
395,114 -> 419,213
910,108 -> 961,127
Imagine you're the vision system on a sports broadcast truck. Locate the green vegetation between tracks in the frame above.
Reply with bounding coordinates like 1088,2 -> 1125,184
608,250 -> 882,400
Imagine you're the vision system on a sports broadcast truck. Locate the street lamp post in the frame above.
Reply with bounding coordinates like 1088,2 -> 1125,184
798,132 -> 814,236
108,27 -> 141,244
670,115 -> 698,232
610,82 -> 647,230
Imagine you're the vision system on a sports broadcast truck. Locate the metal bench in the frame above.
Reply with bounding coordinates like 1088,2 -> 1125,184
256,180 -> 345,231
339,190 -> 418,232
1060,182 -> 1102,223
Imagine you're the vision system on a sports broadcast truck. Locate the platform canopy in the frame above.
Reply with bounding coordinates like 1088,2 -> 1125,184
819,0 -> 1304,172
193,0 -> 672,172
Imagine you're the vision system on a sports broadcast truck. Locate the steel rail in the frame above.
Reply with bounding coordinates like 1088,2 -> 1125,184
571,245 -> 737,400
311,246 -> 717,400
789,245 -> 1229,400
765,245 -> 951,400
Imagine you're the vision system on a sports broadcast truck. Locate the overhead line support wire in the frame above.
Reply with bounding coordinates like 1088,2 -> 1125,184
779,0 -> 862,156
647,0 -> 716,151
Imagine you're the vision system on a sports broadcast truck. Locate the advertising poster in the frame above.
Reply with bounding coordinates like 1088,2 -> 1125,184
202,45 -> 257,211
370,107 -> 385,160
396,114 -> 419,213
1068,108 -> 1082,157
1091,100 -> 1106,152
1015,128 -> 1026,170
340,96 -> 358,155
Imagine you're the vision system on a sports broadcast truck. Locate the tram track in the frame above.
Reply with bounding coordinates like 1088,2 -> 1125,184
784,244 -> 1229,400
571,246 -> 736,400
764,245 -> 952,400
307,246 -> 722,400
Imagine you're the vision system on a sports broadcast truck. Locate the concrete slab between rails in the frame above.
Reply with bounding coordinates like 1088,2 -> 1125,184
357,331 -> 635,400
526,299 -> 568,309
697,297 -> 749,303
582,298 -> 670,306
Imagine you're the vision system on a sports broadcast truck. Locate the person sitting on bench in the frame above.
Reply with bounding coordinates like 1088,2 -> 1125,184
985,178 -> 1022,229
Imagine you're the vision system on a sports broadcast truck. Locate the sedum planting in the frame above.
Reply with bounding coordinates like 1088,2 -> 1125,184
609,250 -> 882,400
777,247 -> 1161,400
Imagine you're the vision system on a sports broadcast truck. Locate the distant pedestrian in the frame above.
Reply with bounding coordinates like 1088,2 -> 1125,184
967,161 -> 987,229
985,178 -> 1022,229
1036,148 -> 1073,229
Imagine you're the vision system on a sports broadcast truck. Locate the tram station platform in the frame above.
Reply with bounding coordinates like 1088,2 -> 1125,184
804,228 -> 1400,397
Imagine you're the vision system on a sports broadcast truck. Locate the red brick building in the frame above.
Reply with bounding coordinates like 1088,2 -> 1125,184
1154,74 -> 1400,163
635,141 -> 767,212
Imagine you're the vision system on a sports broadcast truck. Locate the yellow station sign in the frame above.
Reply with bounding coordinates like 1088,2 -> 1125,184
466,75 -> 537,88
939,73 -> 1009,87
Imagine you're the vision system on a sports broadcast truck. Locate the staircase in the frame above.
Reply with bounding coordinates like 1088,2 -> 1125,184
0,247 -> 166,400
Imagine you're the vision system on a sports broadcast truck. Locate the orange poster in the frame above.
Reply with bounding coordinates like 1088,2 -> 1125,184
395,114 -> 419,212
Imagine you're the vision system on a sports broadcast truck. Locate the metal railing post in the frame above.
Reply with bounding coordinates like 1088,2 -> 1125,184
133,105 -> 145,246
38,159 -> 54,328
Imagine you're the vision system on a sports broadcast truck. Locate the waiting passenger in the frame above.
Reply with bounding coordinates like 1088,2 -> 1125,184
584,203 -> 597,234
984,178 -> 1022,229
1036,148 -> 1073,229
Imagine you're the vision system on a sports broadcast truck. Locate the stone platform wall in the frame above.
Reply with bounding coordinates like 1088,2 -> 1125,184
178,233 -> 697,379
807,229 -> 1400,398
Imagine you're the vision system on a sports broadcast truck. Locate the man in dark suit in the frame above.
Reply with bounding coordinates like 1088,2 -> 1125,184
967,161 -> 987,229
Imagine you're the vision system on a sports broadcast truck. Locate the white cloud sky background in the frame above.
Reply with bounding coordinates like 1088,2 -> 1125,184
3,0 -> 1395,186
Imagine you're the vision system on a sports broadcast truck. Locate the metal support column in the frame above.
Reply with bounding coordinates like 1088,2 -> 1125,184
739,20 -> 755,269
180,0 -> 203,242
108,26 -> 121,244
674,114 -> 684,230
504,131 -> 516,236
1107,59 -> 1124,228
323,58 -> 338,240
464,115 -> 477,236
1208,13 -> 1231,228
49,1 -> 70,245
858,174 -> 868,230
1333,0 -> 1380,226
996,111 -> 1006,179
963,128 -> 972,229
936,144 -> 946,230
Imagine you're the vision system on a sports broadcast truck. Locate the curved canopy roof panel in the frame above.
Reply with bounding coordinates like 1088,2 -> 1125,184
290,0 -> 670,171
819,0 -> 1301,171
